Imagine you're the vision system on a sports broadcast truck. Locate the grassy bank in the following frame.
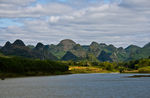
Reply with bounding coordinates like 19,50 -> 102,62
69,66 -> 117,74
122,70 -> 138,73
122,67 -> 150,73
138,66 -> 150,73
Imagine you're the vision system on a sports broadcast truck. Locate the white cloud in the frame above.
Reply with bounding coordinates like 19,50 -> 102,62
0,0 -> 36,5
0,0 -> 150,47
121,0 -> 150,7
49,16 -> 60,23
0,2 -> 73,18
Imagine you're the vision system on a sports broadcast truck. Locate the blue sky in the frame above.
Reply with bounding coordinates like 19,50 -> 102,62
0,19 -> 23,27
0,0 -> 150,47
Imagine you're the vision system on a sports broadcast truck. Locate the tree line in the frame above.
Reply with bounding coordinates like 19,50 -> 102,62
62,57 -> 150,73
0,56 -> 69,77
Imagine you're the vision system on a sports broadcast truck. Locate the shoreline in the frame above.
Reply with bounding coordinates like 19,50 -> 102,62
1,66 -> 150,79
1,72 -> 150,80
0,71 -> 71,79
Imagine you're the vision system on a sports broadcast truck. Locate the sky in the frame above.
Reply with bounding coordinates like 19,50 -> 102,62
0,0 -> 150,48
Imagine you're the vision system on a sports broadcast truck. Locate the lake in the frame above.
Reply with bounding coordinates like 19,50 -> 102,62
0,73 -> 150,98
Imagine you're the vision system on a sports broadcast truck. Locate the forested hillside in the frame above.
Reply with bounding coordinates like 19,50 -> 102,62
0,39 -> 150,62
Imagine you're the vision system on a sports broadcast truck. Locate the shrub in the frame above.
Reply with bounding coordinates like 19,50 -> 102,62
138,66 -> 150,73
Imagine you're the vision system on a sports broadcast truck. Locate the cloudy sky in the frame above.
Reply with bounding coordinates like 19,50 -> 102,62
0,0 -> 150,48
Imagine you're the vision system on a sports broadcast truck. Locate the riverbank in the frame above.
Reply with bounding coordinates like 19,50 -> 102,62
1,66 -> 150,79
69,66 -> 118,74
0,66 -> 118,79
0,71 -> 71,79
122,68 -> 150,73
122,70 -> 139,73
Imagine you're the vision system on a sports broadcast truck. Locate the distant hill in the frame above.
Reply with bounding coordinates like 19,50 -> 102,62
1,40 -> 33,58
58,39 -> 76,51
0,39 -> 150,62
48,39 -> 76,59
0,39 -> 57,60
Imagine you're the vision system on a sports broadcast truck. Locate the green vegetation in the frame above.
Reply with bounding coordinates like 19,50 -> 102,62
62,60 -> 118,73
138,67 -> 150,73
118,57 -> 150,73
62,57 -> 150,73
0,56 -> 69,78
69,66 -> 111,74
1,39 -> 150,62
0,52 -> 10,58
0,56 -> 150,78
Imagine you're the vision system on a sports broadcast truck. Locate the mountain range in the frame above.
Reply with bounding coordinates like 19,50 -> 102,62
0,39 -> 150,62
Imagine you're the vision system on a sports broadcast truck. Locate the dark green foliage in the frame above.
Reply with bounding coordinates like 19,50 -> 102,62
138,66 -> 150,73
134,59 -> 150,69
98,51 -> 113,62
118,66 -> 126,73
119,58 -> 150,70
86,53 -> 99,62
98,62 -> 117,71
0,57 -> 68,75
61,51 -> 78,61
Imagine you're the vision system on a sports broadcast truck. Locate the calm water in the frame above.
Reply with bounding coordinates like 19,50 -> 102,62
0,73 -> 150,98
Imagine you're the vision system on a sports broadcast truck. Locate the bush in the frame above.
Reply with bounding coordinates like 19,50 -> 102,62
138,66 -> 150,73
99,62 -> 117,71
